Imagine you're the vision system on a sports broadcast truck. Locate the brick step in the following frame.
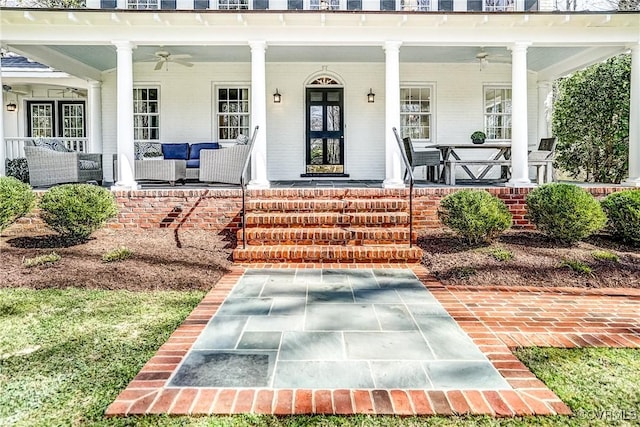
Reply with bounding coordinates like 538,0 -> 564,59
233,245 -> 423,263
246,198 -> 409,213
244,212 -> 410,227
237,227 -> 412,246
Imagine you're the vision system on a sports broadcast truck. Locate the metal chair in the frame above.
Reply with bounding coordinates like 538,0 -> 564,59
402,136 -> 441,182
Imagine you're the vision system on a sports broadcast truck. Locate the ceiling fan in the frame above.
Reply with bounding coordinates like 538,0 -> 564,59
2,84 -> 29,95
475,48 -> 510,70
153,50 -> 194,71
49,87 -> 87,97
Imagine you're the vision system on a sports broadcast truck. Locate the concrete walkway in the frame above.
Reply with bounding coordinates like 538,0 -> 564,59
106,265 -> 581,417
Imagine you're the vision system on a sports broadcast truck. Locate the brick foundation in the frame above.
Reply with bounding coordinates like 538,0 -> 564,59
11,185 -> 624,235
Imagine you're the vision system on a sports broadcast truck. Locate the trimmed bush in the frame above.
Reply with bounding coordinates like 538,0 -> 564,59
601,189 -> 640,246
0,176 -> 36,233
438,189 -> 512,244
39,184 -> 118,240
526,183 -> 606,244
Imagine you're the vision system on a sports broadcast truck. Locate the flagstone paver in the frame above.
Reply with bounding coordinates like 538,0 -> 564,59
103,263 -> 640,418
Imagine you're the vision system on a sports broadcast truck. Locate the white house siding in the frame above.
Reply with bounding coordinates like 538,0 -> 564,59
96,60 -> 537,182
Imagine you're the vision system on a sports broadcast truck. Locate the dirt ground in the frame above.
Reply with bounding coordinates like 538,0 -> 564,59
420,230 -> 640,289
0,227 -> 638,291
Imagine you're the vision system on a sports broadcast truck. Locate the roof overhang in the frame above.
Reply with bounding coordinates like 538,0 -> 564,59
1,9 -> 638,81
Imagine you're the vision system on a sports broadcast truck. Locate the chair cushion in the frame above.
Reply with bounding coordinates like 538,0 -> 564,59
135,141 -> 163,160
33,138 -> 72,152
161,143 -> 189,160
189,143 -> 220,160
186,159 -> 200,169
235,134 -> 249,145
79,159 -> 100,170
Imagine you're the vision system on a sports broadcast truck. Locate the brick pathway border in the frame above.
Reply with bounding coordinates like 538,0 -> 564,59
106,264 -> 574,417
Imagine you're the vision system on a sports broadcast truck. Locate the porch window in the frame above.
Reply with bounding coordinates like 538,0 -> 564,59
310,0 -> 339,9
127,0 -> 159,8
133,88 -> 160,141
400,86 -> 433,141
484,0 -> 515,11
401,0 -> 431,10
216,87 -> 250,141
27,101 -> 86,140
484,86 -> 512,140
218,0 -> 249,9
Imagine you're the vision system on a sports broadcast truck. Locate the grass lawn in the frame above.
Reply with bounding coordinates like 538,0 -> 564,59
1,289 -> 638,427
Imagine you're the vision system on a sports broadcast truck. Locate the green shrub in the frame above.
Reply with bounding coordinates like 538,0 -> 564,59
559,259 -> 593,275
526,183 -> 606,244
23,252 -> 61,268
438,190 -> 512,244
39,184 -> 118,240
487,247 -> 514,262
0,176 -> 36,233
601,189 -> 640,246
102,246 -> 133,263
591,250 -> 619,263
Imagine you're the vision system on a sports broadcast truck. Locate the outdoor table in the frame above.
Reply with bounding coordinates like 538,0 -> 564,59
427,142 -> 512,183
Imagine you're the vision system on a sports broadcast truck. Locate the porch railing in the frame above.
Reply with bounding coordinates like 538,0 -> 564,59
4,137 -> 89,160
392,127 -> 414,248
240,125 -> 259,249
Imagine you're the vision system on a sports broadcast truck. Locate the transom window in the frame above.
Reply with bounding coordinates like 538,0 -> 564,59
484,86 -> 512,140
127,0 -> 159,9
400,86 -> 433,141
217,87 -> 250,141
401,0 -> 431,10
484,0 -> 515,11
218,0 -> 249,9
133,88 -> 160,141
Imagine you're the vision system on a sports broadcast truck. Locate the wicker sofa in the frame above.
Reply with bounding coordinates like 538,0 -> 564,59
24,140 -> 103,187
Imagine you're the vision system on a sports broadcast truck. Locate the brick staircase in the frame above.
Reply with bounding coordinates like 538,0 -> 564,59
233,189 -> 423,263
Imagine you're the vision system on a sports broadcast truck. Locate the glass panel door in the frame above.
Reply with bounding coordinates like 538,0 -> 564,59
59,101 -> 86,138
305,88 -> 344,175
27,101 -> 55,137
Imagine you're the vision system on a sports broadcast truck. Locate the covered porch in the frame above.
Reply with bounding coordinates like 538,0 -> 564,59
1,9 -> 639,189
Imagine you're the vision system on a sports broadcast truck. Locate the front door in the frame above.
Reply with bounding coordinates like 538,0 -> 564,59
305,88 -> 345,175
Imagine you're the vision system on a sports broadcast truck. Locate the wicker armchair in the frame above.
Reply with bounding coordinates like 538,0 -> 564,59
198,127 -> 258,185
24,143 -> 103,187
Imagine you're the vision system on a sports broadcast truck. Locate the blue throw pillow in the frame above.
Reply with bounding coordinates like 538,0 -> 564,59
189,143 -> 220,160
161,143 -> 189,160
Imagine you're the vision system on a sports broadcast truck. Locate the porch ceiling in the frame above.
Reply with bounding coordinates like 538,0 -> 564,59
19,44 -> 613,75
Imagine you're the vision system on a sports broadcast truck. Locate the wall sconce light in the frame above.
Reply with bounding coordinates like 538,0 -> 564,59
6,102 -> 17,112
273,89 -> 281,103
367,88 -> 375,103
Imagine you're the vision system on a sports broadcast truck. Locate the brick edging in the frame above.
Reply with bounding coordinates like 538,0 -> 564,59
105,264 -> 572,417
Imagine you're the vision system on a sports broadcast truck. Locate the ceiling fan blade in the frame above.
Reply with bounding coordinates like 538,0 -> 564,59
154,60 -> 164,71
170,54 -> 192,59
173,59 -> 194,67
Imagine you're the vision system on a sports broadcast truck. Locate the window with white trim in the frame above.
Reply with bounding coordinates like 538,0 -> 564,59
400,86 -> 433,141
218,0 -> 249,9
310,0 -> 340,9
401,0 -> 431,11
133,87 -> 160,141
484,0 -> 515,11
216,87 -> 250,141
127,0 -> 159,8
484,86 -> 512,140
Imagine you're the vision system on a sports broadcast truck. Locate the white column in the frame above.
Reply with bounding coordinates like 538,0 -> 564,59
88,81 -> 104,180
111,41 -> 139,190
383,41 -> 404,188
507,42 -> 533,187
248,40 -> 270,189
624,43 -> 640,187
0,71 -> 5,176
537,81 -> 552,140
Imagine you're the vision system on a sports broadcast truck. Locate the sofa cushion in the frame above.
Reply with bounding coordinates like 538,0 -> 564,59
162,143 -> 189,160
186,159 -> 200,169
189,142 -> 220,160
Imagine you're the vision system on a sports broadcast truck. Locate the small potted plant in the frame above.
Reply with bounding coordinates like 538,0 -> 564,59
470,131 -> 486,144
